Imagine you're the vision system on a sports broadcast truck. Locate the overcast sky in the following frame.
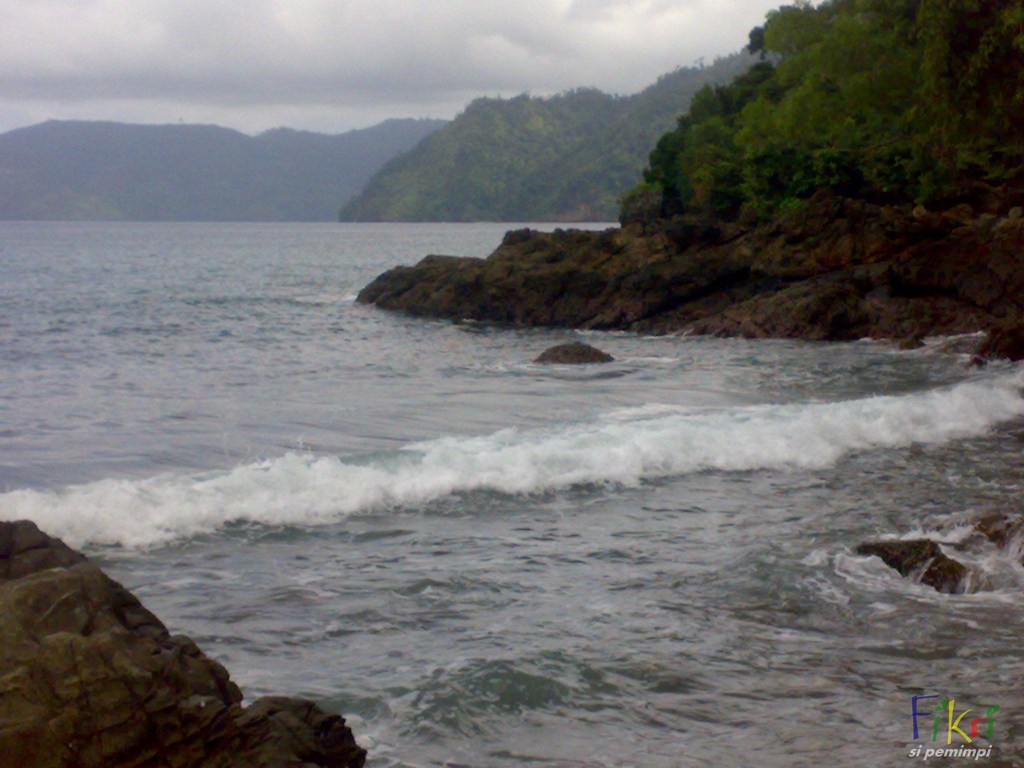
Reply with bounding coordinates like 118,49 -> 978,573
0,0 -> 784,136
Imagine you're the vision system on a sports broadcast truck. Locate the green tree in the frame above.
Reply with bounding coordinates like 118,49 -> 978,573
916,0 -> 1024,193
624,0 -> 1024,223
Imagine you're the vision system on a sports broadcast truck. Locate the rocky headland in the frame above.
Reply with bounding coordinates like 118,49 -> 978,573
359,190 -> 1024,594
0,520 -> 366,768
358,189 -> 1024,358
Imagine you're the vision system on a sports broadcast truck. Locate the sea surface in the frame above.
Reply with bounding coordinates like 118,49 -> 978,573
2,221 -> 1024,767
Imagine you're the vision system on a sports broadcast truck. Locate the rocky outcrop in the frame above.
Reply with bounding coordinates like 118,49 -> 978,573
974,513 -> 1024,559
0,520 -> 366,768
856,539 -> 971,593
357,189 -> 1024,346
976,317 -> 1024,362
858,513 -> 1024,593
534,342 -> 613,364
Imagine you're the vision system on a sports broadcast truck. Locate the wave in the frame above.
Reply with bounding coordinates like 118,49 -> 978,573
2,368 -> 1022,549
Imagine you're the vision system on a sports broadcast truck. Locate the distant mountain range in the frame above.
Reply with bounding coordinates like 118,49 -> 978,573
0,119 -> 446,221
340,53 -> 755,222
0,54 -> 755,223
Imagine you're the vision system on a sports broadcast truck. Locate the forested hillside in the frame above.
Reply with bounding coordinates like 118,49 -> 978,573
339,54 -> 754,222
623,0 -> 1024,224
0,119 -> 445,221
358,0 -> 1024,360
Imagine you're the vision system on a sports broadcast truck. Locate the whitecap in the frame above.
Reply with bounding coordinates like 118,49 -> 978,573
3,367 -> 1022,549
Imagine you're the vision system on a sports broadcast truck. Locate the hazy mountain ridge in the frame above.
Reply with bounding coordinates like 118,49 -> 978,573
339,53 -> 755,222
0,118 -> 446,221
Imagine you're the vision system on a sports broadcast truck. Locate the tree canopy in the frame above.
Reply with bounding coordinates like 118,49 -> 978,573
624,0 -> 1024,224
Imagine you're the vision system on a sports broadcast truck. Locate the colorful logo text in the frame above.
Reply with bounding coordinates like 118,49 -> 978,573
910,694 -> 1000,744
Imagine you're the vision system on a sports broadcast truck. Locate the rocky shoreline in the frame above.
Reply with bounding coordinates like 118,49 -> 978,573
358,190 -> 1024,359
0,520 -> 366,768
6,195 -> 1022,762
359,191 -> 1024,593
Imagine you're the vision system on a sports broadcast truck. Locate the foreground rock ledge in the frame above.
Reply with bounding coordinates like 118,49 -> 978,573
0,520 -> 366,768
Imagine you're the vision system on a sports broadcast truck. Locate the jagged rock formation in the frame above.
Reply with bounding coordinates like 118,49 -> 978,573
0,520 -> 366,768
357,191 -> 1024,350
977,318 -> 1024,362
856,539 -> 971,593
858,514 -> 1024,593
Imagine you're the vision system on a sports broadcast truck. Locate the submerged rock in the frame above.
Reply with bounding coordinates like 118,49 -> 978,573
0,519 -> 366,768
856,539 -> 970,593
534,341 -> 614,364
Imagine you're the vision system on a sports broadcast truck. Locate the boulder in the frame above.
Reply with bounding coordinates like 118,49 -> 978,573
534,341 -> 614,364
0,519 -> 366,768
974,513 -> 1024,559
976,317 -> 1024,362
856,539 -> 970,593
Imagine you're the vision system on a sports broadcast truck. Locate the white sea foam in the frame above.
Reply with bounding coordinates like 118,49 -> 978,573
3,369 -> 1022,549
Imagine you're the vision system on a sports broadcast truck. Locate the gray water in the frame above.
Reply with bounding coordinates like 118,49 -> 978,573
2,221 -> 1023,767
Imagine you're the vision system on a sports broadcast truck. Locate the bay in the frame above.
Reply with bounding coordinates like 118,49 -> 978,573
1,221 -> 1022,767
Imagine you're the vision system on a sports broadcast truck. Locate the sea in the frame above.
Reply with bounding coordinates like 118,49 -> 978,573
2,221 -> 1023,767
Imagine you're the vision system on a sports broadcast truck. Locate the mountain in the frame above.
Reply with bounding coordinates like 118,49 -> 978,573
0,118 -> 446,221
338,53 -> 754,222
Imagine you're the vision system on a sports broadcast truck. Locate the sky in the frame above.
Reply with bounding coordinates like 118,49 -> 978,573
0,0 -> 785,136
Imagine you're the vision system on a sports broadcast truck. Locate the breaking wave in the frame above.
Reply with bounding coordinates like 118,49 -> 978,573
3,369 -> 1022,549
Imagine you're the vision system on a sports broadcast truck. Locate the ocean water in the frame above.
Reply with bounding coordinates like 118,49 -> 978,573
2,221 -> 1024,767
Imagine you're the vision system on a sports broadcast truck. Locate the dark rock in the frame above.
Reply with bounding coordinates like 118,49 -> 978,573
976,317 -> 1024,361
942,202 -> 975,226
534,341 -> 614,364
357,190 -> 1024,344
0,519 -> 366,768
358,228 -> 630,328
501,228 -> 535,246
856,539 -> 970,593
685,281 -> 870,341
898,336 -> 926,350
664,217 -> 723,248
975,514 -> 1024,556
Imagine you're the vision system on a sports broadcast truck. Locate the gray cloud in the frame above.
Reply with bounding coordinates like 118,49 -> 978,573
0,0 -> 782,134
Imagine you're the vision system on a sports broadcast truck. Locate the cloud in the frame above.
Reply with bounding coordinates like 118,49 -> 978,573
0,0 -> 782,134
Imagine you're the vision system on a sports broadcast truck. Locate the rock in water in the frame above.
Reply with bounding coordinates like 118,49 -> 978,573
976,317 -> 1024,362
534,341 -> 614,364
0,519 -> 367,768
974,513 -> 1024,561
856,539 -> 969,593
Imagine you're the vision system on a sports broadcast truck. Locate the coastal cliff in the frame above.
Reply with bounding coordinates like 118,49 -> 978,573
0,520 -> 367,768
358,190 -> 1024,354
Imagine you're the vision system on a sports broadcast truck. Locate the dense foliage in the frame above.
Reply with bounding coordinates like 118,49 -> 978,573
624,0 -> 1024,223
339,54 -> 754,222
